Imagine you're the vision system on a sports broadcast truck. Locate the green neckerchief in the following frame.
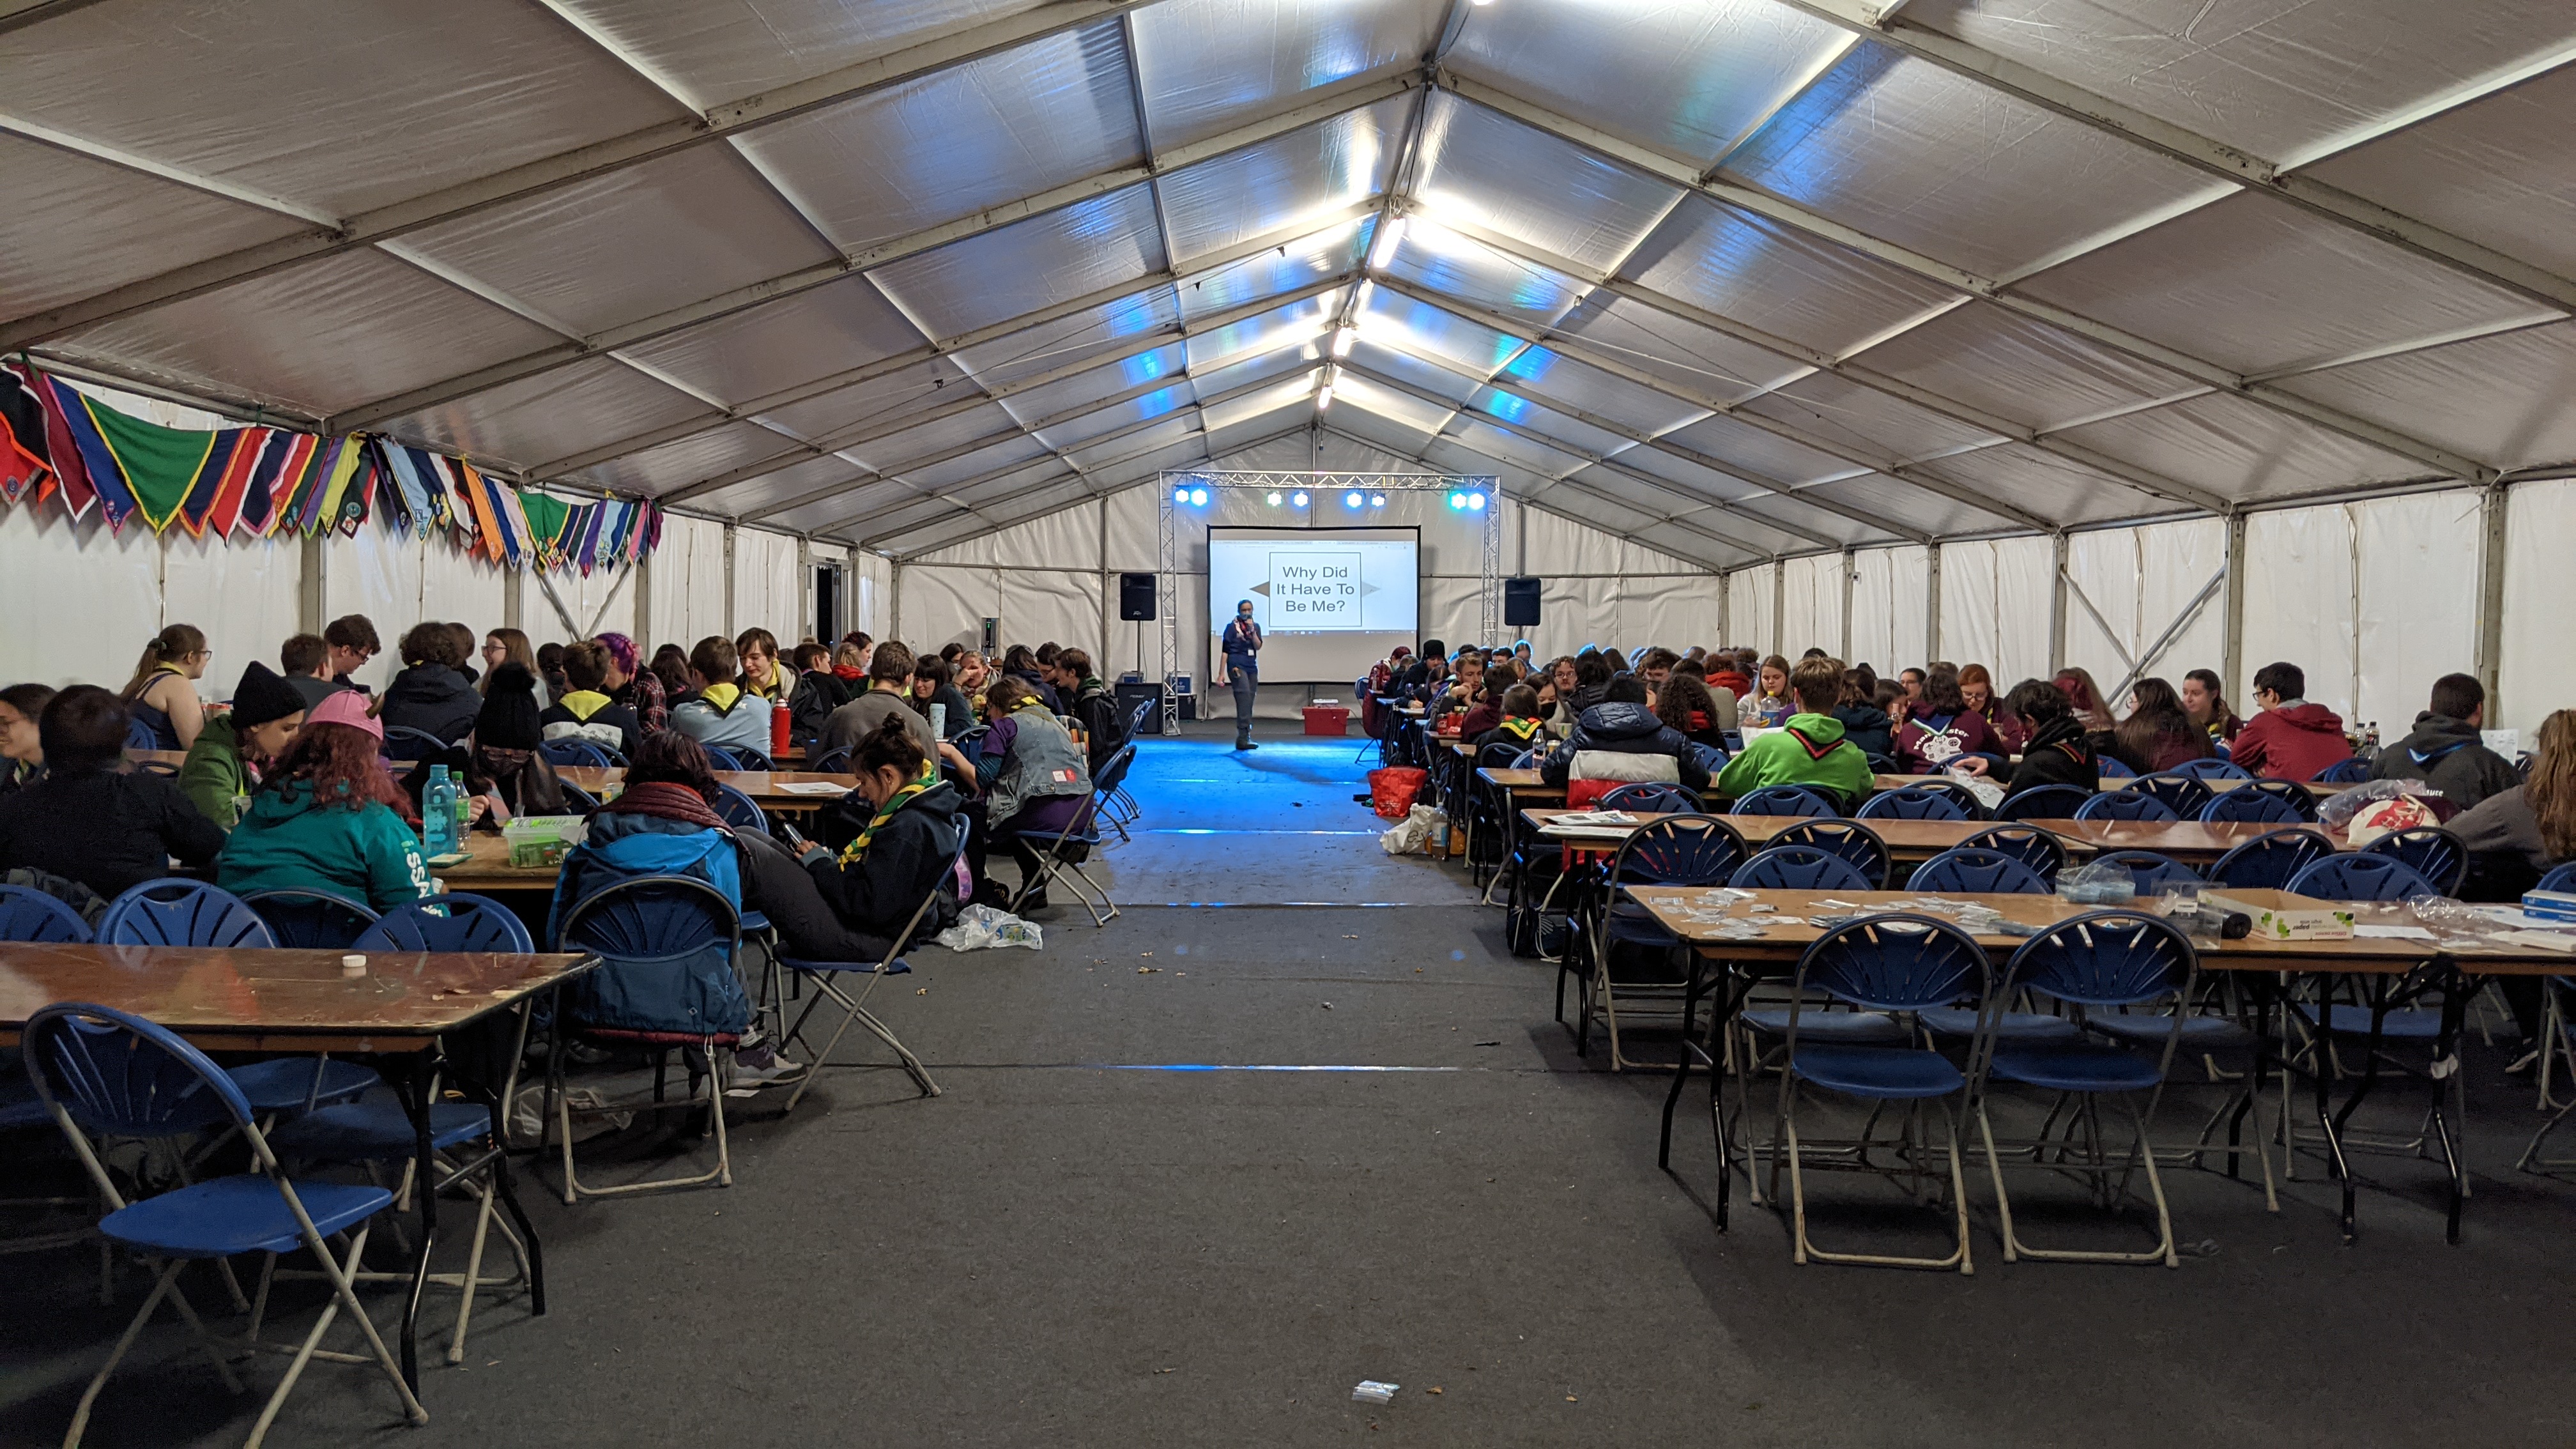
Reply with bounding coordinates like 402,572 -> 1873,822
836,764 -> 937,866
1499,716 -> 1542,742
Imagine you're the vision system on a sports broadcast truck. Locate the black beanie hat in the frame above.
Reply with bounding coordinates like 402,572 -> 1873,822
229,661 -> 307,732
475,663 -> 544,751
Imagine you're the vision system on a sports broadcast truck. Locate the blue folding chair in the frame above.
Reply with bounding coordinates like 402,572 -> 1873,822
2289,853 -> 2435,904
0,882 -> 93,942
777,843 -> 962,1111
98,880 -> 275,948
2312,756 -> 2373,783
559,781 -> 602,813
1911,847 -> 2050,896
1962,824 -> 2068,878
1994,784 -> 2091,822
2076,788 -> 2181,823
1770,819 -> 1891,888
2131,774 -> 2213,820
1731,785 -> 1837,818
2200,787 -> 2304,825
1597,782 -> 1702,815
2541,862 -> 2576,894
550,875 -> 749,1200
243,889 -> 381,949
811,746 -> 852,774
725,746 -> 775,772
122,716 -> 162,751
1767,915 -> 1989,1271
1577,816 -> 1748,1069
2207,828 -> 2336,891
1732,844 -> 1873,893
2360,825 -> 2468,895
701,746 -> 741,770
539,738 -> 618,769
356,894 -> 535,953
23,1003 -> 426,1444
2096,756 -> 2136,780
1858,786 -> 1969,822
2168,758 -> 2252,781
2096,850 -> 2201,893
713,783 -> 767,833
1972,910 -> 2200,1265
1008,747 -> 1126,926
382,725 -> 451,761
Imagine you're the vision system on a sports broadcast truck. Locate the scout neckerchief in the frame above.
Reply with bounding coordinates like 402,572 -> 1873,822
838,764 -> 937,865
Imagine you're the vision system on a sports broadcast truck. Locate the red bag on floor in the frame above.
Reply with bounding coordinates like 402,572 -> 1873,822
1368,766 -> 1429,820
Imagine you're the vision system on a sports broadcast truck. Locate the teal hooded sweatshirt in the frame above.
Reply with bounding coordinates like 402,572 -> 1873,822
215,779 -> 434,912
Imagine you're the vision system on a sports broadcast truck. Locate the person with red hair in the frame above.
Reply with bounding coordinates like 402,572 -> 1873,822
216,691 -> 433,910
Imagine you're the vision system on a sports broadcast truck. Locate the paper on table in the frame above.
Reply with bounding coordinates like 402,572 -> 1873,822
2353,924 -> 2437,940
774,781 -> 849,796
2496,930 -> 2576,953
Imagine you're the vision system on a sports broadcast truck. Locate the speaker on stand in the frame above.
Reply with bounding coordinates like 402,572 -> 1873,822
1118,572 -> 1158,721
1503,576 -> 1542,629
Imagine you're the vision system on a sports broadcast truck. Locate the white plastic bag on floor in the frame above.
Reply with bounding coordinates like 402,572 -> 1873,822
936,903 -> 1043,951
1381,802 -> 1440,855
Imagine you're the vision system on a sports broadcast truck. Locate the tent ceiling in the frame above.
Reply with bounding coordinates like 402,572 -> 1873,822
5,0 -> 2572,567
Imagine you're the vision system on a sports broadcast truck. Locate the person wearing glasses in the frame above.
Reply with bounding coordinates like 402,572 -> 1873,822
323,613 -> 381,693
120,624 -> 212,751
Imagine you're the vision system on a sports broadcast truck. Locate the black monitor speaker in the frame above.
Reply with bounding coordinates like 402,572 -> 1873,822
1118,572 -> 1158,622
1503,576 -> 1542,628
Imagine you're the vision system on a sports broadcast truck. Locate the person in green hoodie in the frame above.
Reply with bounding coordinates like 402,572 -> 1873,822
178,661 -> 308,830
1715,654 -> 1876,809
216,691 -> 433,910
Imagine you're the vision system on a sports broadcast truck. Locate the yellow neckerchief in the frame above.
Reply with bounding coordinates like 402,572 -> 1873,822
741,672 -> 784,700
699,681 -> 744,714
836,764 -> 937,866
1499,716 -> 1542,742
559,689 -> 612,721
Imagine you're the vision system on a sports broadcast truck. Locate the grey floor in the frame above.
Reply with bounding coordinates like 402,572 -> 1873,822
5,729 -> 2573,1446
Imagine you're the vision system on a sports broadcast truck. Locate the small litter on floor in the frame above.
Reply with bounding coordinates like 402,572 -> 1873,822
1352,1381 -> 1399,1404
935,904 -> 1041,951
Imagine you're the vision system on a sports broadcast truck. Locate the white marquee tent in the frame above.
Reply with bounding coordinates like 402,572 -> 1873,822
3,0 -> 2572,730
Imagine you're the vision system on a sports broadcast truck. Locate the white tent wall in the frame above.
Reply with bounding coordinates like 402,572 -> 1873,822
730,526 -> 803,644
1846,547 -> 1931,678
1725,565 -> 1777,657
645,512 -> 728,656
1936,536 -> 2055,688
2501,478 -> 2576,738
2061,519 -> 2228,702
0,503 -> 286,694
1778,554 -> 1844,667
2239,494 -> 2483,735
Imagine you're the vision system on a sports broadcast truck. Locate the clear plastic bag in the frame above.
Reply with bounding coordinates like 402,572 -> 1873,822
2316,778 -> 2440,833
1380,802 -> 1441,855
2056,859 -> 2139,905
934,903 -> 1044,951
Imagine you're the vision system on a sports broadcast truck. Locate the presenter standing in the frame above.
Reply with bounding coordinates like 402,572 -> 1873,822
1221,599 -> 1262,751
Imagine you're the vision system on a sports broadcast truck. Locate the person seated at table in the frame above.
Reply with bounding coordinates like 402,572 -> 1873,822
953,649 -> 990,708
1458,661 -> 1521,739
537,641 -> 571,704
1959,663 -> 2026,753
2369,671 -> 2520,810
1654,672 -> 1732,755
650,642 -> 696,711
2103,677 -> 2216,775
2453,707 -> 2573,887
2183,668 -> 2242,744
962,677 -> 1092,909
1894,665 -> 1926,722
1714,657 -> 1872,807
898,654 -> 969,746
1830,668 -> 1894,763
378,621 -> 480,746
0,682 -> 53,801
786,641 -> 850,747
1744,654 -> 1795,728
999,643 -> 1062,715
280,631 -> 352,713
406,663 -> 567,824
1638,648 -> 1679,691
540,640 -> 643,758
121,624 -> 213,751
1892,663 -> 2007,774
1990,678 -> 2097,797
735,627 -> 787,703
1541,675 -> 1711,793
180,661 -> 307,830
1434,650 -> 1489,728
0,686 -> 225,900
323,613 -> 381,695
822,640 -> 937,762
594,631 -> 664,733
1396,640 -> 1444,692
737,713 -> 968,962
1707,650 -> 1753,703
2052,665 -> 2119,734
670,635 -> 774,755
444,622 -> 482,688
1550,653 -> 1614,732
1471,684 -> 1551,758
216,692 -> 432,911
2229,661 -> 2349,781
1049,648 -> 1119,770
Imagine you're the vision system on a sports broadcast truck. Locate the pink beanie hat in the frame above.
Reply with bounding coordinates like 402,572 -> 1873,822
303,689 -> 383,740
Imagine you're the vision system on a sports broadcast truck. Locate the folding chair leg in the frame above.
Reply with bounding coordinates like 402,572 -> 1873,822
66,1259 -> 189,1448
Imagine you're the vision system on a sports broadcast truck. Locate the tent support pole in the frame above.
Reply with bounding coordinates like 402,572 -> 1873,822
2222,511 -> 2247,701
1925,542 -> 1942,664
633,555 -> 651,648
297,531 -> 325,635
2476,483 -> 2510,709
722,523 -> 738,638
1771,562 -> 1786,657
1839,548 -> 1855,662
2047,532 -> 2070,673
502,567 -> 523,632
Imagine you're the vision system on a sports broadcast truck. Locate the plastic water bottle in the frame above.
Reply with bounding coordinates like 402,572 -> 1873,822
423,764 -> 458,857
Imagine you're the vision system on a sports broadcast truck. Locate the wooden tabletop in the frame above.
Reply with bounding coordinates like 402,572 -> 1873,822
1876,772 -> 2342,797
1521,808 -> 2023,862
554,766 -> 854,805
1480,767 -> 1560,795
431,831 -> 571,894
1621,888 -> 2575,976
0,943 -> 594,1052
2027,818 -> 2307,862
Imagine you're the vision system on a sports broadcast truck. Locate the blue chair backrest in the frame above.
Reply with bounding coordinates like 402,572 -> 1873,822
2096,850 -> 2200,892
1995,784 -> 2091,822
2288,852 -> 2436,902
123,716 -> 162,751
1095,745 -> 1139,799
714,783 -> 767,832
2169,757 -> 2251,781
1732,785 -> 1836,818
2539,861 -> 2576,895
2235,778 -> 2319,821
728,747 -> 775,772
1733,844 -> 1873,892
24,1002 -> 256,1140
2359,826 -> 2467,894
243,889 -> 380,949
2200,788 -> 2305,825
811,746 -> 851,774
2075,788 -> 2180,823
2096,756 -> 2136,779
1476,742 -> 1524,769
99,880 -> 277,948
1599,783 -> 1701,815
356,893 -> 535,953
1770,819 -> 1890,888
1798,914 -> 1989,1014
1609,815 -> 1746,887
539,739 -> 615,769
2208,829 -> 2335,891
1963,824 -> 2067,877
556,875 -> 749,1037
702,746 -> 741,770
383,725 -> 450,760
0,884 -> 94,942
2313,756 -> 2373,783
1912,847 -> 2049,895
2130,775 -> 2212,819
1858,786 -> 1968,822
2005,910 -> 2195,1009
560,781 -> 602,813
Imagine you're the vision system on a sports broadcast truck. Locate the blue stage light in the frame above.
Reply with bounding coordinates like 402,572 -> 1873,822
1468,491 -> 1487,510
1344,491 -> 1363,507
1370,493 -> 1386,507
1266,491 -> 1282,505
1173,486 -> 1188,503
1188,487 -> 1208,506
1291,491 -> 1309,507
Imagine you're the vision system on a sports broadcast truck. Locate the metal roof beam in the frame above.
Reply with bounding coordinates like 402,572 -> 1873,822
875,420 -> 1318,557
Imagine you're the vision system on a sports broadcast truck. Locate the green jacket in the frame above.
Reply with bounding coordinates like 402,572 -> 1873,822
177,715 -> 251,831
1715,712 -> 1876,808
215,779 -> 433,912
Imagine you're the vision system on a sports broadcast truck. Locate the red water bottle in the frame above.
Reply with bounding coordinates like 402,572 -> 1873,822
770,696 -> 792,760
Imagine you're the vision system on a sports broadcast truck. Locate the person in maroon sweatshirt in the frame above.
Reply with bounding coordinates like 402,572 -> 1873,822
2228,661 -> 2353,781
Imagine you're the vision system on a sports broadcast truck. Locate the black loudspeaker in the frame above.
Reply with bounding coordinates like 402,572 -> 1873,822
1503,576 -> 1542,627
1119,572 -> 1158,622
1113,680 -> 1164,735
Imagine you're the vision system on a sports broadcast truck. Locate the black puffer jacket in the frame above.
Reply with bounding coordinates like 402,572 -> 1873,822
2006,715 -> 2098,799
1538,702 -> 1711,791
379,664 -> 480,746
2369,712 -> 2521,811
